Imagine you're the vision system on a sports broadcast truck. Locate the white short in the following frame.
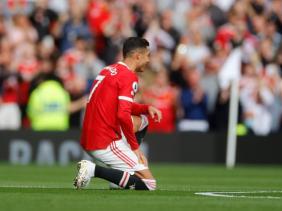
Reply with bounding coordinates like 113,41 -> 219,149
87,139 -> 147,174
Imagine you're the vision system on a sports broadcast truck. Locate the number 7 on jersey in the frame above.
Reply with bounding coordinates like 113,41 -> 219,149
88,75 -> 105,102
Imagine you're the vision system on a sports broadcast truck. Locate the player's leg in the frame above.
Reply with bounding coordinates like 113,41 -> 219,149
99,139 -> 156,190
108,114 -> 149,189
74,160 -> 156,190
94,164 -> 156,190
74,139 -> 156,190
74,115 -> 151,190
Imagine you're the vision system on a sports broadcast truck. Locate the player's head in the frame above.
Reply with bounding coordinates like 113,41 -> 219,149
123,37 -> 150,72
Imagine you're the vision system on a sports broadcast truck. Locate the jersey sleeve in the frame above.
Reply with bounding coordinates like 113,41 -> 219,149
132,102 -> 149,115
117,100 -> 139,150
117,73 -> 137,102
117,73 -> 150,150
117,73 -> 149,115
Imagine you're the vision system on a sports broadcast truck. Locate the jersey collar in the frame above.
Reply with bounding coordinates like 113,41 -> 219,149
118,61 -> 130,70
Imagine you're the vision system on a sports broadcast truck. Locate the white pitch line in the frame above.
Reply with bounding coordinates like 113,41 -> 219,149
195,190 -> 282,199
0,185 -> 67,189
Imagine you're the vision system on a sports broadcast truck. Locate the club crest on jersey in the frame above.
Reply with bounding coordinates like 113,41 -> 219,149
105,66 -> 117,75
131,82 -> 138,96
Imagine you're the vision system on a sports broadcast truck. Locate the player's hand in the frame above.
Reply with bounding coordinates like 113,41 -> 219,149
133,148 -> 142,163
133,148 -> 148,166
148,106 -> 162,122
139,150 -> 148,167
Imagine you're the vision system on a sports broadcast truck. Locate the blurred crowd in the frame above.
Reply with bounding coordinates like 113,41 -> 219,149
0,0 -> 282,136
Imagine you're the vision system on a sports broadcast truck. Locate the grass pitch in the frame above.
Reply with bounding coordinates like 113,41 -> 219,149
0,163 -> 282,211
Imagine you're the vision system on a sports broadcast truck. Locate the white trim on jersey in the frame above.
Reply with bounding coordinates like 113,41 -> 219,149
118,96 -> 133,102
117,61 -> 130,69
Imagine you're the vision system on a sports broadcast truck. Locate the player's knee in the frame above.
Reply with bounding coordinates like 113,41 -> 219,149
132,115 -> 149,133
142,178 -> 157,191
139,115 -> 148,131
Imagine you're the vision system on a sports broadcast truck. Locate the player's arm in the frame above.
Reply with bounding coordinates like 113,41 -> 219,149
118,101 -> 162,148
117,99 -> 139,150
132,115 -> 142,133
117,76 -> 147,150
117,76 -> 162,150
132,103 -> 162,122
119,101 -> 162,165
131,102 -> 149,115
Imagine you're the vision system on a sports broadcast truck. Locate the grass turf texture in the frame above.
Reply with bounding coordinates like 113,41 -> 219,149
0,163 -> 282,211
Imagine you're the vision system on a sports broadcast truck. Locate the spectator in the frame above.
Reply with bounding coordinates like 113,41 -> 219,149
172,28 -> 210,74
200,58 -> 220,128
7,14 -> 38,48
0,71 -> 21,129
240,62 -> 273,135
0,0 -> 281,135
0,33 -> 21,129
60,2 -> 92,52
0,15 -> 6,37
142,69 -> 177,133
177,66 -> 209,132
29,0 -> 59,41
263,64 -> 282,132
27,77 -> 71,131
160,9 -> 180,51
27,68 -> 86,131
269,0 -> 282,34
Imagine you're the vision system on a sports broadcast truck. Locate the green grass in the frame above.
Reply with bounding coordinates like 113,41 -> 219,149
0,163 -> 282,211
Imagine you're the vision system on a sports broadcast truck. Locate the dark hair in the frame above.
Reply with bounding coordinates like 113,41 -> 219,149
122,37 -> 149,58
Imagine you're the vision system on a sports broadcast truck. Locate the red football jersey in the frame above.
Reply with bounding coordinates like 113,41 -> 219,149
81,62 -> 149,151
